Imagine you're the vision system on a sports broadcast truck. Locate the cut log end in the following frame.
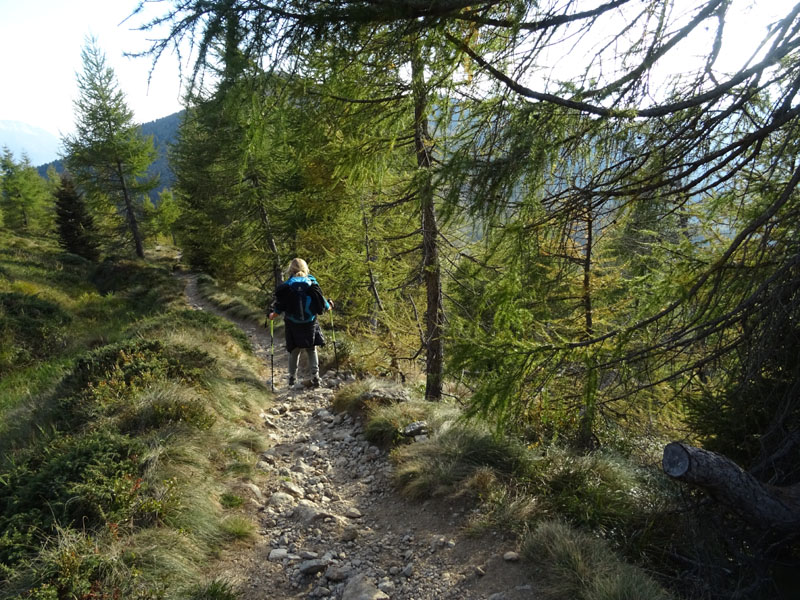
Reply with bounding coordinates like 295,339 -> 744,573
662,441 -> 690,477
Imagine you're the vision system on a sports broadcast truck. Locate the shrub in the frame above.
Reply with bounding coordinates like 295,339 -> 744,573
58,339 -> 214,403
219,493 -> 244,509
91,258 -> 181,310
0,430 -> 144,569
118,384 -> 216,433
0,292 -> 72,373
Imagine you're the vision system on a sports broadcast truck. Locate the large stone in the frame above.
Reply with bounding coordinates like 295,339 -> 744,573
242,482 -> 264,502
325,565 -> 351,582
293,499 -> 333,525
299,559 -> 328,575
281,480 -> 306,498
341,574 -> 390,600
357,388 -> 409,406
341,524 -> 359,542
269,548 -> 289,562
268,492 -> 296,509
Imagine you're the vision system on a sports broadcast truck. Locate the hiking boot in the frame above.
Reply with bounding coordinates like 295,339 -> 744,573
288,376 -> 296,387
311,375 -> 321,388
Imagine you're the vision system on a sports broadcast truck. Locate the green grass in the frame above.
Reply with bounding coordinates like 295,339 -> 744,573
196,274 -> 265,322
0,232 -> 273,599
329,382 -> 679,599
522,520 -> 672,600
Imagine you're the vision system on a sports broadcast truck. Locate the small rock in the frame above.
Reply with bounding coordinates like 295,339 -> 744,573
342,573 -> 389,600
401,563 -> 414,578
242,482 -> 264,502
325,565 -> 351,582
401,421 -> 428,437
503,551 -> 520,562
299,559 -> 328,576
488,594 -> 506,600
269,548 -> 289,562
281,480 -> 306,498
341,525 -> 359,542
268,492 -> 296,509
345,507 -> 363,519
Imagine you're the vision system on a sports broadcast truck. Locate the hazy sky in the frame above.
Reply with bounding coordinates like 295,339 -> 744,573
0,0 -> 184,136
0,0 -> 792,139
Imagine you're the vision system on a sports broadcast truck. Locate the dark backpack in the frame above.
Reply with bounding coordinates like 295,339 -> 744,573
275,277 -> 325,323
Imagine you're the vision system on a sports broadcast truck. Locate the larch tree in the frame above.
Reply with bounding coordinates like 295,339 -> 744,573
136,0 -> 800,481
62,39 -> 156,259
0,148 -> 53,234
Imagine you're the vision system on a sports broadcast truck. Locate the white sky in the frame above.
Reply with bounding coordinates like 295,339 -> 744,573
0,0 -> 185,136
0,0 -> 794,139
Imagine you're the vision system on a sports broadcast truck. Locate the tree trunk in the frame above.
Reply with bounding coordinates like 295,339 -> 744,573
412,39 -> 443,402
578,196 -> 596,449
662,441 -> 800,533
257,202 -> 282,288
361,199 -> 385,315
116,160 -> 144,258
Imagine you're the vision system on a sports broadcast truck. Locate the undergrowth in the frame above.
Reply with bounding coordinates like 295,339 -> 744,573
331,380 -> 684,599
0,232 -> 270,599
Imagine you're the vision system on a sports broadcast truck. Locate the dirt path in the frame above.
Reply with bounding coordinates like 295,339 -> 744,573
180,274 -> 536,600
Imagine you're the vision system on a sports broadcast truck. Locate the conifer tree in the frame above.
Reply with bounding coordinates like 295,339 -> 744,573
0,147 -> 53,233
62,39 -> 156,259
54,172 -> 100,262
138,1 -> 800,454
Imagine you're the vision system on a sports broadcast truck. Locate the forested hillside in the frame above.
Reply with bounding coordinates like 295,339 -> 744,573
2,1 -> 800,598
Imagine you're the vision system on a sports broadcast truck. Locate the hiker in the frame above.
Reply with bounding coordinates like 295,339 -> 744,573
268,258 -> 333,388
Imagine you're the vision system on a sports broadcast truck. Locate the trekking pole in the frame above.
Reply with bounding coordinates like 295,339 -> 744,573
269,318 -> 275,392
329,307 -> 339,374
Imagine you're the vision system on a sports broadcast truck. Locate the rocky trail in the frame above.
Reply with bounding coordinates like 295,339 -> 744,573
181,274 -> 537,600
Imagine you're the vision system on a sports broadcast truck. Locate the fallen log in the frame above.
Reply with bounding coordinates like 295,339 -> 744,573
662,442 -> 800,534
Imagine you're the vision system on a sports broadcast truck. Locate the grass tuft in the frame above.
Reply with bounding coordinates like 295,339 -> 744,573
522,520 -> 672,600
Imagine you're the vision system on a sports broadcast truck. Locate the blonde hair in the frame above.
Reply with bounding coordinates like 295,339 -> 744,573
287,257 -> 309,278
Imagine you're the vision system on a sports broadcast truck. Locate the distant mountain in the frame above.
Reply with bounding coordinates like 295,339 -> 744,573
37,111 -> 183,204
0,121 -> 61,165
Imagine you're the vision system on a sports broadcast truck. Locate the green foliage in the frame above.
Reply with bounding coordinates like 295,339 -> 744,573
56,339 -> 214,412
219,493 -> 244,509
0,147 -> 53,234
686,263 -> 800,483
0,430 -> 143,568
62,39 -> 156,258
0,232 -> 273,599
91,256 -> 182,310
54,171 -> 100,261
0,292 -> 72,374
186,579 -> 239,600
